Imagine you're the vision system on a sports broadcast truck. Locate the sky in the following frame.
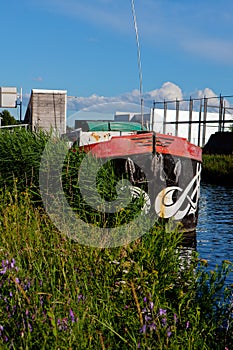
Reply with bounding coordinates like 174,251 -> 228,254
1,0 -> 233,121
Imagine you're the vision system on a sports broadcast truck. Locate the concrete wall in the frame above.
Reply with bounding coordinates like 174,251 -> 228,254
24,89 -> 67,134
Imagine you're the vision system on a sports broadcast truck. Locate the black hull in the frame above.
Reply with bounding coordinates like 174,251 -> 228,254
113,152 -> 201,233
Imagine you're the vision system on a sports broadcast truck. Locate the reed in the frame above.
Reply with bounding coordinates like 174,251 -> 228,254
202,154 -> 233,185
0,128 -> 49,192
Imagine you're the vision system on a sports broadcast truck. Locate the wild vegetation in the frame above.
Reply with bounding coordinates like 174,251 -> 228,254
202,154 -> 233,186
0,128 -> 232,349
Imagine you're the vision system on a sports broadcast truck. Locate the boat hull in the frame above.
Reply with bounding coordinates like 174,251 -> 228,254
77,131 -> 202,232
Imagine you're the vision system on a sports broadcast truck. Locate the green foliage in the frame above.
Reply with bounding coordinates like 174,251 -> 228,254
0,109 -> 18,126
202,154 -> 233,185
62,150 -> 147,228
0,128 -> 49,193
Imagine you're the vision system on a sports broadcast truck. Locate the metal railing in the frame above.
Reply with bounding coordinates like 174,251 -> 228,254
152,94 -> 233,146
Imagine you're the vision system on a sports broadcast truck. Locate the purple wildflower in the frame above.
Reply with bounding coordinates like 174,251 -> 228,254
145,314 -> 152,322
167,328 -> 172,338
1,258 -> 19,274
139,324 -> 147,334
77,294 -> 85,303
69,308 -> 75,323
149,301 -> 154,311
159,308 -> 167,316
186,321 -> 190,329
24,280 -> 31,291
148,323 -> 156,331
161,318 -> 167,326
10,259 -> 15,269
0,267 -> 6,274
15,277 -> 20,284
174,314 -> 178,323
57,318 -> 68,331
143,297 -> 147,303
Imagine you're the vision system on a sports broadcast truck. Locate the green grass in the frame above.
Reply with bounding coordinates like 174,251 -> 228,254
0,190 -> 232,349
202,154 -> 233,185
0,128 -> 49,194
0,129 -> 232,349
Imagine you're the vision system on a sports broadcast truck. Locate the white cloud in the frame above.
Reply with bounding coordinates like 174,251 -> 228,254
66,81 -> 220,120
144,82 -> 183,101
22,81 -> 231,126
191,88 -> 218,100
23,82 -> 220,112
67,82 -> 185,113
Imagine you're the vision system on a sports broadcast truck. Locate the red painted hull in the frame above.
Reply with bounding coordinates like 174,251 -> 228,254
81,132 -> 202,163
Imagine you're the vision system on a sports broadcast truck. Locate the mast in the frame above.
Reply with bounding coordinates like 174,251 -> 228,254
131,0 -> 144,127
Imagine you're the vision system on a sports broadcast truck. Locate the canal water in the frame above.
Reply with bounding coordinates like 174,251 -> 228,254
196,182 -> 233,283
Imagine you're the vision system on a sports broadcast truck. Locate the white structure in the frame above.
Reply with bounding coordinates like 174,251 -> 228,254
115,109 -> 230,147
150,109 -> 222,146
0,87 -> 17,108
24,89 -> 67,134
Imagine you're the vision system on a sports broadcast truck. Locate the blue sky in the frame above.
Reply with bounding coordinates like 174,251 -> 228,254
1,0 -> 233,119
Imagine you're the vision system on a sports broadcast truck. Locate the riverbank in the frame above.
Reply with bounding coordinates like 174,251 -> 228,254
0,128 -> 232,348
201,154 -> 233,186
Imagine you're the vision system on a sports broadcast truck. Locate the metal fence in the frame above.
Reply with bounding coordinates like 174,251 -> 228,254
152,94 -> 233,147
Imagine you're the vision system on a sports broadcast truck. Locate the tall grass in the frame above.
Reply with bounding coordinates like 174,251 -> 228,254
0,190 -> 232,349
202,154 -> 233,185
61,149 -> 148,228
0,129 -> 232,349
0,128 -> 49,192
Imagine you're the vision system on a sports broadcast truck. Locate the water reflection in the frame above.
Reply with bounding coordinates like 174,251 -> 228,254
196,182 -> 233,281
179,231 -> 196,271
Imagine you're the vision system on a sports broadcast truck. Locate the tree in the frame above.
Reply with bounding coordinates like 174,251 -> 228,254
0,110 -> 18,126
